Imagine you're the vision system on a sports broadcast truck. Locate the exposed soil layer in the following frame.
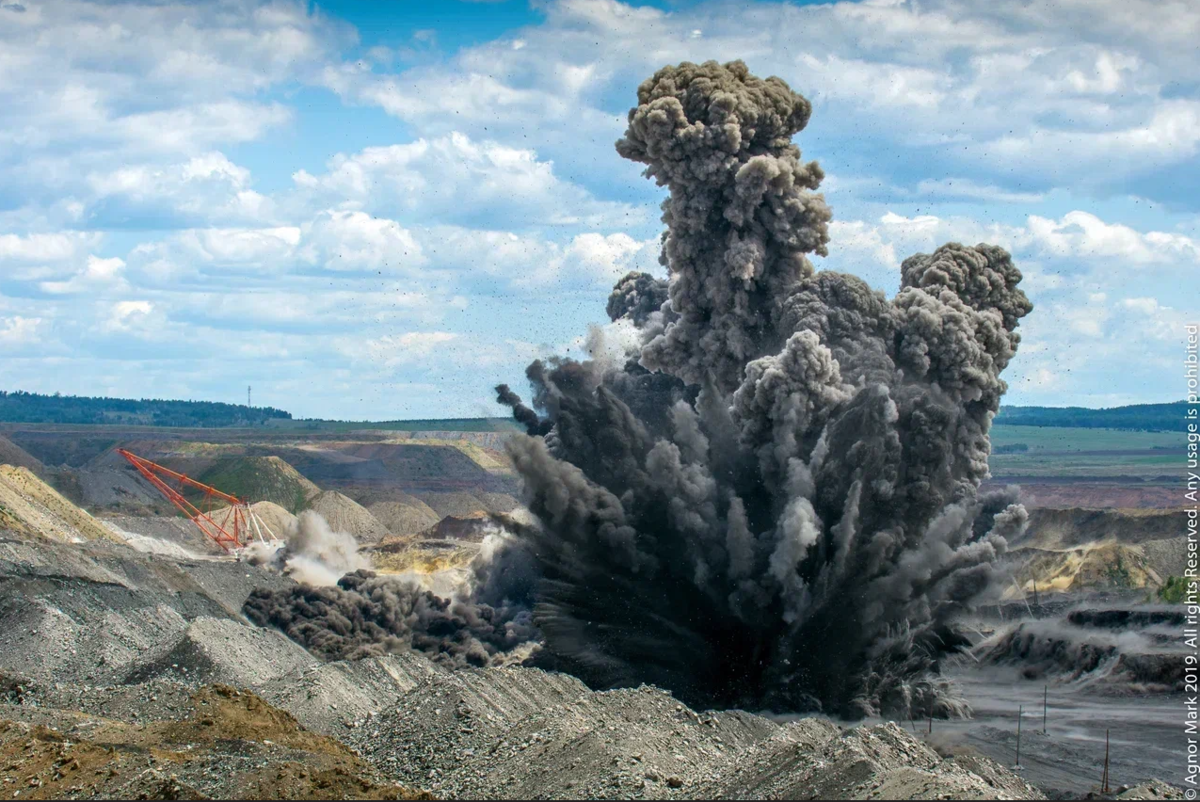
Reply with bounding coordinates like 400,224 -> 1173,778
985,482 -> 1186,510
0,685 -> 429,800
1017,508 -> 1189,549
0,466 -> 119,544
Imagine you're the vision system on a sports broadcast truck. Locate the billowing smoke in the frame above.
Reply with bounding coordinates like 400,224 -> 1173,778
244,532 -> 540,667
245,510 -> 372,587
247,60 -> 1032,720
493,60 -> 1032,719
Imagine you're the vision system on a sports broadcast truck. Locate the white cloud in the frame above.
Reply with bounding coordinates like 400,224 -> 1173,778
419,226 -> 658,287
1025,211 -> 1200,264
913,178 -> 1045,204
0,316 -> 44,347
179,226 -> 301,265
316,0 -> 1200,202
1121,296 -> 1160,315
0,231 -> 99,262
101,299 -> 156,335
830,209 -> 1200,277
1065,51 -> 1139,94
3,0 -> 1200,417
39,254 -> 128,294
86,151 -> 274,226
291,133 -> 640,228
299,210 -> 425,272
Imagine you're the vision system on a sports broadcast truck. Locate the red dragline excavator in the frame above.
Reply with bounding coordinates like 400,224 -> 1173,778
117,449 -> 280,555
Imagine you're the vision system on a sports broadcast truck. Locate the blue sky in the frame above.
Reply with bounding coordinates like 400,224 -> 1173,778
1,0 -> 1197,420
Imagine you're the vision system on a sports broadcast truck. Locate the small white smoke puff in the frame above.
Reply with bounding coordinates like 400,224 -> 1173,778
245,510 -> 372,586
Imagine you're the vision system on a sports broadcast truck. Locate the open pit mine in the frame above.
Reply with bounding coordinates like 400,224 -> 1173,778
0,60 -> 1186,800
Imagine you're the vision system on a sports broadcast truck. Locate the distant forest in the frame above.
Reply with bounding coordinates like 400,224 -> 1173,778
0,390 -> 1188,432
994,401 -> 1188,432
0,391 -> 291,428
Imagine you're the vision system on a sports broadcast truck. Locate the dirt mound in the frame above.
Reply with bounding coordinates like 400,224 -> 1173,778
344,669 -> 1042,800
197,456 -> 320,514
412,491 -> 495,518
698,720 -> 1044,800
367,499 -> 440,537
205,500 -> 297,544
1018,508 -> 1187,548
417,512 -> 494,543
0,465 -> 120,543
74,464 -> 169,512
0,685 -> 429,800
1011,542 -> 1162,596
125,616 -> 319,687
476,491 -> 519,513
247,500 -> 298,540
3,431 -> 119,469
257,653 -> 442,735
309,491 -> 390,544
0,435 -> 44,475
1140,537 -> 1188,582
0,538 -> 296,685
1117,780 -> 1185,799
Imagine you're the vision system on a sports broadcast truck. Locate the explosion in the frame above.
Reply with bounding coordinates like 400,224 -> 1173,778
247,60 -> 1032,720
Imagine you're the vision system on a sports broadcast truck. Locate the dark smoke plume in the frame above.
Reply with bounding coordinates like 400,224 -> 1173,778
244,536 -> 540,667
249,60 -> 1032,720
494,60 -> 1031,718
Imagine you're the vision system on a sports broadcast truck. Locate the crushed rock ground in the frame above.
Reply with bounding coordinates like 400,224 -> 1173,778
0,533 -> 1180,800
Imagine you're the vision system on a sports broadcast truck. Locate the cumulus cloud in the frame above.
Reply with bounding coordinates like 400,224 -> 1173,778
0,316 -> 44,347
100,299 -> 157,335
85,152 -> 274,227
320,0 -> 1200,199
39,254 -> 128,295
829,210 -> 1200,279
291,133 -> 642,228
1,0 -> 1197,419
0,232 -> 100,263
298,210 -> 426,272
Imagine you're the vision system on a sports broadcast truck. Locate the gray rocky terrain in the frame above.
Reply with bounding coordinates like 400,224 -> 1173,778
0,532 -> 1059,799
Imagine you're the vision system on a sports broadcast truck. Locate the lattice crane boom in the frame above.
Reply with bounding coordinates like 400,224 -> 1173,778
117,448 -> 276,554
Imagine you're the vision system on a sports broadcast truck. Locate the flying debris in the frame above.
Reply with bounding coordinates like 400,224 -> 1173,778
249,60 -> 1032,720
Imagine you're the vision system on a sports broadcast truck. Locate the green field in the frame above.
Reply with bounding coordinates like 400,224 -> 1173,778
989,425 -> 1182,452
988,424 -> 1185,480
263,417 -> 522,433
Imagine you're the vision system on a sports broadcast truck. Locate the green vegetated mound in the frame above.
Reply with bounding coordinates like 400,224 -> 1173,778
195,456 -> 320,514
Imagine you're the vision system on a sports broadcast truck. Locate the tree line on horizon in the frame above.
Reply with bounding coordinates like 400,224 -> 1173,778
0,390 -> 291,428
993,401 -> 1187,432
0,389 -> 1187,432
